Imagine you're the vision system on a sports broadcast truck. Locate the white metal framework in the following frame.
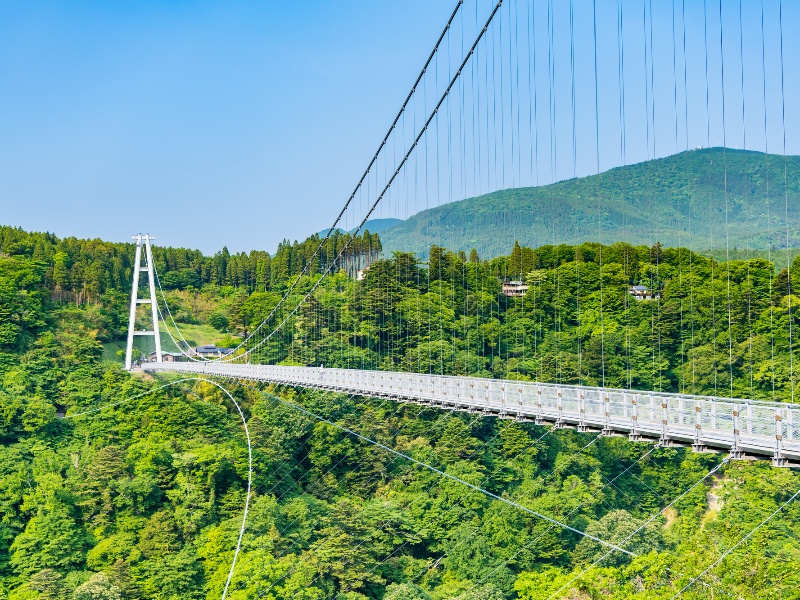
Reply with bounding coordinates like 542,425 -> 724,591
125,234 -> 162,370
142,362 -> 800,465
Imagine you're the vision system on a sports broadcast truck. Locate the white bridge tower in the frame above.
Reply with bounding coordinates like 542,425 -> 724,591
125,233 -> 162,370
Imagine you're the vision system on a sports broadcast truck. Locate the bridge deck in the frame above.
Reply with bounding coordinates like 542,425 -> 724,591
142,362 -> 800,464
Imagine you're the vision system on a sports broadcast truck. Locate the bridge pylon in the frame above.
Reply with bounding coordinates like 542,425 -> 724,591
125,233 -> 162,370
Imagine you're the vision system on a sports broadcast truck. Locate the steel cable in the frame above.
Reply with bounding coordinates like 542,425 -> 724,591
222,0 -> 505,365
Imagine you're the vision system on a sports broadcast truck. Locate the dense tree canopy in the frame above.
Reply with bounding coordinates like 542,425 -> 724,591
237,240 -> 800,402
0,226 -> 381,303
1,227 -> 799,599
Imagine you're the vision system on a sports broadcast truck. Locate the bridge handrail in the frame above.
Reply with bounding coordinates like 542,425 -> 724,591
235,364 -> 793,410
141,362 -> 798,463
148,361 -> 796,409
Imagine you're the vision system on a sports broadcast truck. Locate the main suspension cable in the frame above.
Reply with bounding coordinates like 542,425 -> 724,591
220,0 -> 507,364
214,1 -> 467,361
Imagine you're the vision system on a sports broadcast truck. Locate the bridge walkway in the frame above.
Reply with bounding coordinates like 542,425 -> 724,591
142,362 -> 800,465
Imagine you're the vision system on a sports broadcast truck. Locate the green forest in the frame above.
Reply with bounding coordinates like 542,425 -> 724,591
230,239 -> 800,403
0,225 -> 382,303
1,223 -> 800,599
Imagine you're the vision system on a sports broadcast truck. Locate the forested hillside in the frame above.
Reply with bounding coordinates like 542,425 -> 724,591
379,148 -> 800,258
0,226 -> 381,302
211,240 -> 800,403
1,226 -> 800,599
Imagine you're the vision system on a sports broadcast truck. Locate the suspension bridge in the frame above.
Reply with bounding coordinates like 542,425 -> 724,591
116,1 -> 799,595
129,0 -> 798,467
142,362 -> 799,464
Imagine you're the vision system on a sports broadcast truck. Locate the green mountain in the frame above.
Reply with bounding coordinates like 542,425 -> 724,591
380,148 -> 800,258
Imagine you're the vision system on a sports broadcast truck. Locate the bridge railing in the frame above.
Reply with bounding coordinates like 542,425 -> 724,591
142,362 -> 798,463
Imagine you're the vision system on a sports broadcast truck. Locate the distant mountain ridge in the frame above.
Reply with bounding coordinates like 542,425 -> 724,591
317,217 -> 403,239
378,148 -> 800,258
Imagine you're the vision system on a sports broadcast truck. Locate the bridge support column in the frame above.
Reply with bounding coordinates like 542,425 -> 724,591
773,409 -> 789,467
692,403 -> 708,453
729,405 -> 746,460
601,394 -> 615,436
535,386 -> 545,425
125,233 -> 161,371
628,394 -> 642,442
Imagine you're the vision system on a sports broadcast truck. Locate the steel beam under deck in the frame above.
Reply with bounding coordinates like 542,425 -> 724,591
142,362 -> 800,465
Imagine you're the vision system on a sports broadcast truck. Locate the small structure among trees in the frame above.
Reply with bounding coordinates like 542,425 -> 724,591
147,351 -> 185,363
187,345 -> 234,358
501,280 -> 529,297
628,285 -> 659,300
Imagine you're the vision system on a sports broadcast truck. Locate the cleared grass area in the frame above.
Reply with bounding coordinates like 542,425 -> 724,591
101,323 -> 224,364
102,340 -> 127,363
159,322 -> 222,348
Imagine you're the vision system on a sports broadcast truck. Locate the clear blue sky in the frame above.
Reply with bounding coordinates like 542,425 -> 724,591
1,1 -> 797,254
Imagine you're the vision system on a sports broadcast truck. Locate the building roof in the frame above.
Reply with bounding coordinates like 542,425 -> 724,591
194,345 -> 234,355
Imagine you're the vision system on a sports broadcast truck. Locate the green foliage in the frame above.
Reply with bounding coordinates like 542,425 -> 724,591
384,583 -> 431,600
513,568 -> 574,600
73,572 -> 123,600
207,312 -> 229,332
10,500 -> 91,577
0,226 -> 382,308
572,509 -> 663,567
2,225 -> 800,599
455,584 -> 505,600
28,569 -> 65,600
